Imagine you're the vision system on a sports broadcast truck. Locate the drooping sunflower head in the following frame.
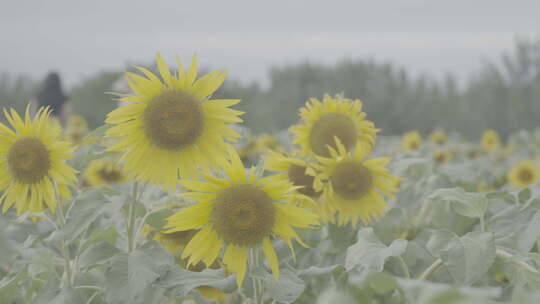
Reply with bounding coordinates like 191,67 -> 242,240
289,94 -> 378,158
434,150 -> 452,164
430,129 -> 447,145
165,147 -> 318,287
507,160 -> 540,189
313,139 -> 401,227
401,131 -> 422,151
0,106 -> 77,215
84,158 -> 127,187
105,54 -> 244,191
482,129 -> 501,152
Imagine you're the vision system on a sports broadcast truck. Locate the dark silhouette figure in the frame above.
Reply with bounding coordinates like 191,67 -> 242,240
36,72 -> 68,120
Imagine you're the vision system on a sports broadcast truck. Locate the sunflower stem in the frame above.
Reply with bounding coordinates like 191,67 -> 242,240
127,182 -> 139,253
396,256 -> 410,278
56,203 -> 73,288
251,248 -> 264,304
419,258 -> 443,281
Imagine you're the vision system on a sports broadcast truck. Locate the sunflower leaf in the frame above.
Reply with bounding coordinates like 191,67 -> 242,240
345,228 -> 408,275
429,187 -> 488,219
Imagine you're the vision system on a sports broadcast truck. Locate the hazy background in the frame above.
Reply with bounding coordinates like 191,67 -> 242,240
1,0 -> 539,136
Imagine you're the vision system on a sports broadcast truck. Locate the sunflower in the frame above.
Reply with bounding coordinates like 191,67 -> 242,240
429,129 -> 447,145
507,160 -> 540,189
289,94 -> 378,158
434,150 -> 452,164
482,129 -> 501,153
165,147 -> 319,287
312,140 -> 400,227
264,151 -> 335,222
105,54 -> 244,191
0,107 -> 77,215
84,158 -> 127,187
401,131 -> 422,151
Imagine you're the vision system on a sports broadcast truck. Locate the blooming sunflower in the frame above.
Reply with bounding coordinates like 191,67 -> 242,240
434,150 -> 452,164
289,94 -> 378,158
429,129 -> 447,145
401,131 -> 422,151
84,158 -> 127,187
165,147 -> 319,287
0,107 -> 77,215
482,129 -> 501,153
507,160 -> 540,189
312,140 -> 400,227
264,151 -> 335,222
105,54 -> 244,191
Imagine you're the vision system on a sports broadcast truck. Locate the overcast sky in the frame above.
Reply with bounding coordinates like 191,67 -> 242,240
1,0 -> 539,88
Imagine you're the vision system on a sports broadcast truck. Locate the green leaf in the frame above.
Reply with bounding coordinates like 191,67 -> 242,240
0,267 -> 28,303
157,266 -> 236,297
263,269 -> 305,304
79,241 -> 121,268
426,230 -> 495,285
79,227 -> 119,252
345,228 -> 408,275
489,198 -> 540,252
48,189 -> 111,245
145,209 -> 175,232
103,242 -> 171,304
363,272 -> 398,294
396,278 -> 501,304
429,188 -> 488,219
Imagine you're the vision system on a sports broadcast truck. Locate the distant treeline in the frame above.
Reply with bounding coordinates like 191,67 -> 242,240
1,38 -> 539,137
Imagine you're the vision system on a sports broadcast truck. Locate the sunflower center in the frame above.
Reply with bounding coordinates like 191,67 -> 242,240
97,166 -> 123,183
143,90 -> 204,150
309,113 -> 357,157
211,184 -> 275,247
409,140 -> 420,150
518,169 -> 534,183
330,161 -> 372,200
7,137 -> 51,184
287,164 -> 320,197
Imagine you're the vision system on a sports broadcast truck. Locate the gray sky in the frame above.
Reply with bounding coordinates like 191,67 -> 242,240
1,0 -> 539,88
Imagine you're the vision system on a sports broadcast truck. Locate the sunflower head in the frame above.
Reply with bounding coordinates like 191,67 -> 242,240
401,131 -> 422,151
84,159 -> 127,187
482,129 -> 501,152
290,94 -> 378,158
0,106 -> 77,215
313,139 -> 400,227
430,130 -> 447,145
507,160 -> 540,189
165,147 -> 318,286
105,54 -> 243,191
264,151 -> 321,199
434,150 -> 452,164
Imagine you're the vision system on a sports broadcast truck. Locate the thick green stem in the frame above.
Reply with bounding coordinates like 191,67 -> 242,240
251,248 -> 264,304
56,204 -> 73,288
127,182 -> 139,253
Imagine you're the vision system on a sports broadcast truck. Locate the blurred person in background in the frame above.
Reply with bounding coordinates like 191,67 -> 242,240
31,72 -> 70,126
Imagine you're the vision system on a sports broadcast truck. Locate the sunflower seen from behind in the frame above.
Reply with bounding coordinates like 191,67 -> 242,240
84,158 -> 127,187
105,54 -> 243,191
401,131 -> 422,151
0,107 -> 77,215
507,160 -> 540,189
290,94 -> 378,158
165,147 -> 319,287
313,140 -> 401,227
482,129 -> 501,153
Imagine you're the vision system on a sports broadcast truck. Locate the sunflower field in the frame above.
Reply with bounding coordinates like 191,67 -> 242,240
2,54 -> 540,304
